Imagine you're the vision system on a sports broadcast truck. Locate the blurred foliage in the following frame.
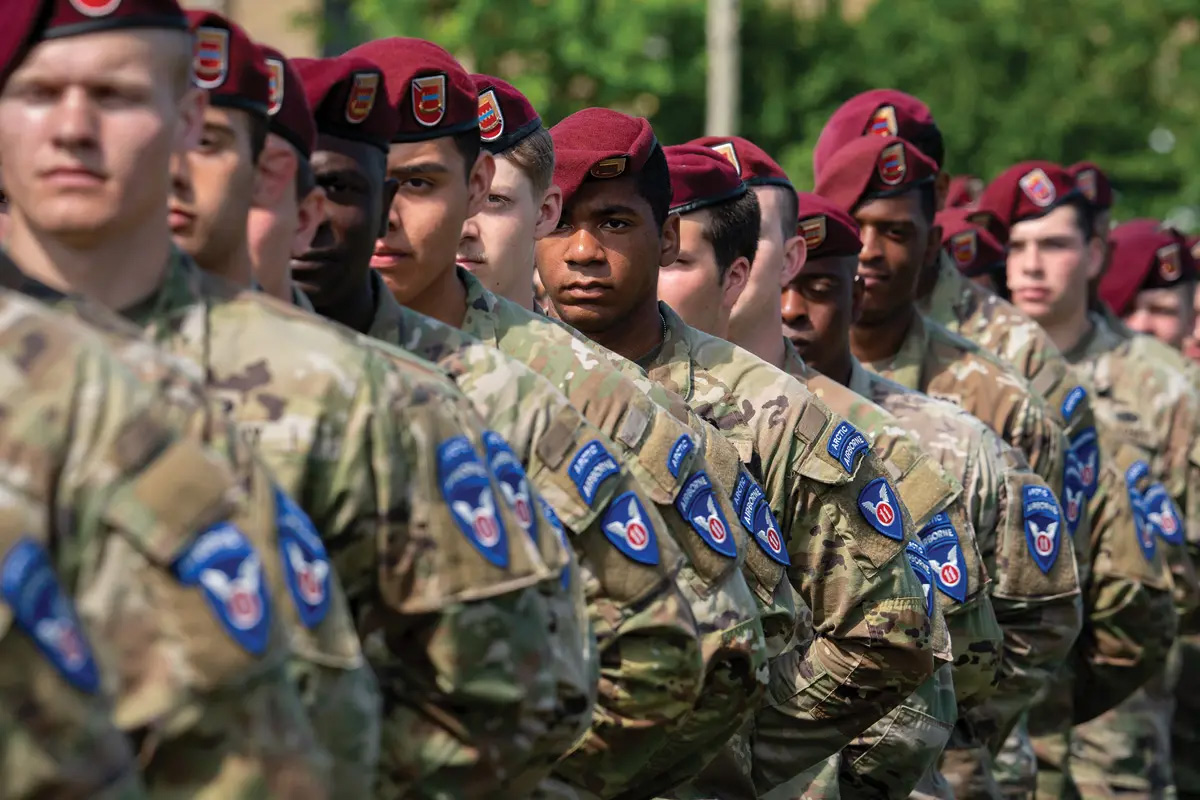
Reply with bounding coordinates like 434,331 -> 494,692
341,0 -> 1200,221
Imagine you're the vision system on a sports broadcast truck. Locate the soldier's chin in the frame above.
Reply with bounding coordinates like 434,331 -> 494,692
553,299 -> 617,333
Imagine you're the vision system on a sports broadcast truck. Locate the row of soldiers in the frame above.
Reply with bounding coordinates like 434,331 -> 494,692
0,1 -> 1195,798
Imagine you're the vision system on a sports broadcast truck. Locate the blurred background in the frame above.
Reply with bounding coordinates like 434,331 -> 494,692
185,0 -> 1200,227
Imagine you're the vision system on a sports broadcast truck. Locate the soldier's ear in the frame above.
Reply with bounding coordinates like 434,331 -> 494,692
378,179 -> 399,239
465,151 -> 496,219
177,87 -> 208,156
534,185 -> 563,241
721,256 -> 751,314
660,213 -> 681,267
780,233 -> 807,288
293,186 -> 326,256
253,137 -> 296,210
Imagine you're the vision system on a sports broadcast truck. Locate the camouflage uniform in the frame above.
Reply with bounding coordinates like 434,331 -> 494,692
46,252 -> 568,799
783,341 -> 1002,799
0,287 -> 332,798
842,358 -> 1086,800
404,269 -> 770,798
624,303 -> 937,794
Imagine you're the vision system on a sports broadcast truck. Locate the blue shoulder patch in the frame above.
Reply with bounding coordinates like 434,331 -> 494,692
537,497 -> 572,589
735,472 -> 789,566
567,439 -> 620,507
1,539 -> 100,693
667,435 -> 694,478
483,431 -> 538,546
857,477 -> 904,540
1061,385 -> 1087,421
1062,454 -> 1086,537
1125,461 -> 1157,562
437,436 -> 509,569
1068,426 -> 1100,499
274,487 -> 331,630
1022,484 -> 1062,574
173,521 -> 272,655
827,421 -> 869,473
675,471 -> 737,558
601,492 -> 660,566
1143,483 -> 1184,546
905,539 -> 934,617
919,512 -> 967,603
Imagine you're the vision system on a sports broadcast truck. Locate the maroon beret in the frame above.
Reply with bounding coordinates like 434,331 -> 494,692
3,0 -> 187,88
1068,161 -> 1113,211
344,38 -> 476,142
1101,219 -> 1196,315
813,135 -> 937,215
796,191 -> 861,260
472,73 -> 542,154
293,55 -> 395,152
813,89 -> 939,178
945,175 -> 983,209
186,10 -> 269,117
549,108 -> 659,208
938,208 -> 1006,279
259,44 -> 315,159
688,135 -> 793,194
977,161 -> 1080,229
664,144 -> 747,215
964,208 -> 1011,246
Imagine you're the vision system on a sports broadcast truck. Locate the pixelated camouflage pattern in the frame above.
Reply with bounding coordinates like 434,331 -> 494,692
448,269 -> 770,797
862,312 -> 1068,502
634,304 -> 935,793
0,287 -> 332,798
67,253 -> 567,799
364,281 -> 724,793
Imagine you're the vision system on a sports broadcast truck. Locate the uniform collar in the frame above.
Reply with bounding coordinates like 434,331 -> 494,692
847,356 -> 876,398
639,302 -> 697,401
366,268 -> 406,341
863,311 -> 928,390
458,266 -> 502,346
919,253 -> 973,326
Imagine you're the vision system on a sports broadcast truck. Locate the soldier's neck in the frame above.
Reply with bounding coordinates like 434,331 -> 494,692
1040,303 -> 1093,354
591,296 -> 664,362
202,243 -> 255,290
850,304 -> 916,364
403,264 -> 467,329
5,222 -> 170,311
815,348 -> 854,388
319,275 -> 377,335
728,307 -> 786,368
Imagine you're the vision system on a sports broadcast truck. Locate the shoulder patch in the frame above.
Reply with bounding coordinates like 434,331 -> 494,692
827,420 -> 870,474
858,477 -> 904,540
601,492 -> 660,566
1022,484 -> 1062,574
668,434 -> 695,478
1143,483 -> 1184,546
735,472 -> 789,566
675,471 -> 737,559
1061,385 -> 1087,421
274,487 -> 331,630
920,512 -> 967,603
905,540 -> 935,617
483,431 -> 538,545
537,497 -> 572,589
1062,456 -> 1086,537
1068,426 -> 1100,499
568,439 -> 621,507
437,436 -> 509,569
1,539 -> 100,693
173,521 -> 272,654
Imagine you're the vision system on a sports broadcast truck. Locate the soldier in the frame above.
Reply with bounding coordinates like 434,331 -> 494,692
937,208 -> 1007,297
1102,219 -> 1197,352
537,107 -> 939,795
245,43 -> 325,308
945,174 -> 984,210
663,141 -> 990,799
989,161 -> 1189,798
0,2 -> 569,796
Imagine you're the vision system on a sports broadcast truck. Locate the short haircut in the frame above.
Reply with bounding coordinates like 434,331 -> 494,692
499,127 -> 555,195
248,113 -> 269,165
777,187 -> 798,242
635,143 -> 672,229
701,190 -> 761,281
1064,196 -> 1097,241
452,129 -> 481,181
912,125 -> 945,174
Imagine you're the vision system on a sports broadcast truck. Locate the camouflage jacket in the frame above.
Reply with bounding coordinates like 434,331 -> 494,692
0,287 -> 331,798
633,303 -> 936,792
64,253 -> 565,799
406,269 -> 770,798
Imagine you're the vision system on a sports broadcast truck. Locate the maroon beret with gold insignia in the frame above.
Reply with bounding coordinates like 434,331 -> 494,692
345,38 -> 476,142
813,89 -> 939,178
977,161 -> 1080,229
1068,161 -> 1112,211
945,174 -> 983,209
471,74 -> 542,154
186,10 -> 269,117
3,0 -> 187,88
549,108 -> 659,208
664,144 -> 747,215
938,208 -> 1006,278
258,44 -> 315,159
813,135 -> 937,215
688,135 -> 793,194
1101,219 -> 1196,315
796,191 -> 862,260
293,55 -> 396,152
